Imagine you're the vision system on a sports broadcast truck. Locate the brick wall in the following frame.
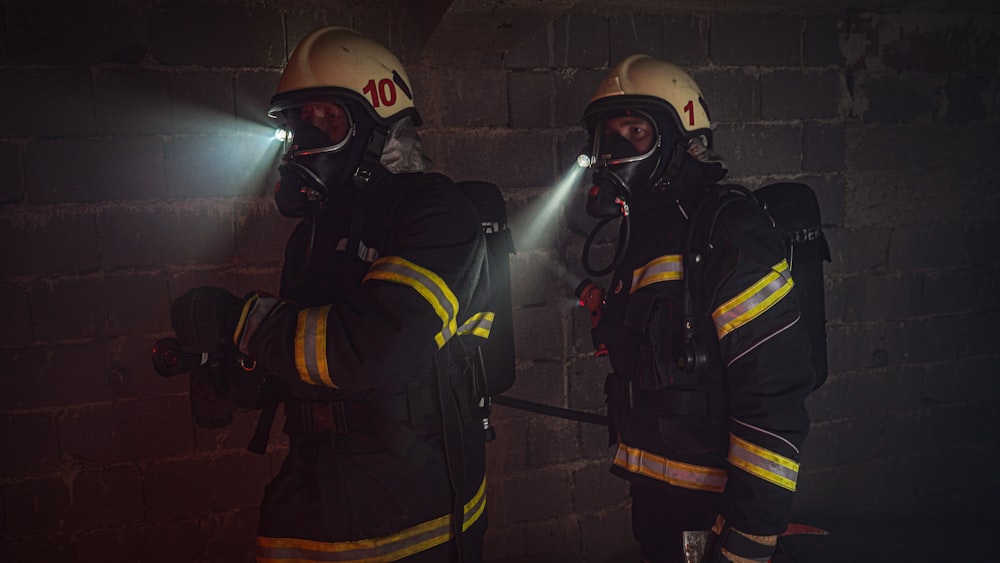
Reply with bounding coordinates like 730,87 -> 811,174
1,1 -> 997,562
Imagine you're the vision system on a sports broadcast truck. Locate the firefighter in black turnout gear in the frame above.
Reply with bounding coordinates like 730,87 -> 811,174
579,55 -> 814,563
169,27 -> 491,562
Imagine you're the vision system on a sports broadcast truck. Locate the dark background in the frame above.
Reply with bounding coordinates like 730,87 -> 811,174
0,0 -> 997,561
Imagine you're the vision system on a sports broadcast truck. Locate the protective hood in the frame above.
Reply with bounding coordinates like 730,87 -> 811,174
380,117 -> 431,174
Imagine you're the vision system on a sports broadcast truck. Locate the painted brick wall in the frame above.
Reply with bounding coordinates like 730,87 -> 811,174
0,1 -> 997,562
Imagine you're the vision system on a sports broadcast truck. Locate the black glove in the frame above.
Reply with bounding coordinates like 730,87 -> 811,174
703,516 -> 777,563
170,287 -> 244,353
171,286 -> 290,369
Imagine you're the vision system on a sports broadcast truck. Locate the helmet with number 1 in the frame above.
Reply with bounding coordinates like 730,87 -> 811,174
582,54 -> 713,199
268,26 -> 424,217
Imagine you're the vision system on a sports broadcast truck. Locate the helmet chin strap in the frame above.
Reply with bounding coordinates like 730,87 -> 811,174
352,127 -> 389,190
653,141 -> 688,191
343,125 -> 391,272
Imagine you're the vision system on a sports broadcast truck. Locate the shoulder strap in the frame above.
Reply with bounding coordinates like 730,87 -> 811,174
373,173 -> 455,254
683,184 -> 759,257
680,185 -> 760,422
681,184 -> 759,340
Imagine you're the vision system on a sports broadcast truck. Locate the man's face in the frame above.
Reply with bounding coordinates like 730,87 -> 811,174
297,102 -> 351,146
601,114 -> 655,154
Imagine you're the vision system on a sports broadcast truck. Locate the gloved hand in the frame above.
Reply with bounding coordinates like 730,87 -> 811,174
171,287 -> 287,356
170,287 -> 244,352
702,516 -> 777,563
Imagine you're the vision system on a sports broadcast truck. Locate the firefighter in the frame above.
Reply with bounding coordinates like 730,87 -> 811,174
169,27 -> 491,562
579,55 -> 815,563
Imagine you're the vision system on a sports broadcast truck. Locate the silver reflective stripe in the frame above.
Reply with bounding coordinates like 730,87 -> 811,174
256,476 -> 487,562
364,257 -> 459,349
295,305 -> 334,387
631,254 -> 683,293
728,434 -> 799,492
713,260 -> 793,339
613,442 -> 727,492
335,238 -> 379,262
456,311 -> 494,339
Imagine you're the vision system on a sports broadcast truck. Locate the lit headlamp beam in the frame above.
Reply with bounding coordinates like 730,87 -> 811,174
507,161 -> 591,298
513,162 -> 587,253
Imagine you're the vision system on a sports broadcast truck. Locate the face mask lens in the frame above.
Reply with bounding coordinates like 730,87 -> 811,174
593,114 -> 658,166
284,103 -> 355,158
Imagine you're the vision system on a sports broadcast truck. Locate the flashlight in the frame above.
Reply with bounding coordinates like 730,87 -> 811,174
274,128 -> 290,142
574,279 -> 608,357
576,153 -> 593,168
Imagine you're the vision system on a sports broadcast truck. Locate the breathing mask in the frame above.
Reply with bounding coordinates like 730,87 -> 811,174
586,111 -> 667,220
581,106 -> 692,275
273,102 -> 368,217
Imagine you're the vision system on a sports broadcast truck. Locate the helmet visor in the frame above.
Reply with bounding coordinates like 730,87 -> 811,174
281,102 -> 356,159
591,112 -> 659,167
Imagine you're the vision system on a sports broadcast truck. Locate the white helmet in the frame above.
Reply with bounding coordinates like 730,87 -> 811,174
584,54 -> 711,147
268,27 -> 428,216
269,26 -> 419,126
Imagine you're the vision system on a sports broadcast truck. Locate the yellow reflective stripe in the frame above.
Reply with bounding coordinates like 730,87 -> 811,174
456,311 -> 494,339
712,260 -> 794,339
364,256 -> 459,349
294,306 -> 335,387
613,442 -> 727,492
233,294 -> 259,345
728,434 -> 799,492
631,254 -> 683,294
256,477 -> 487,562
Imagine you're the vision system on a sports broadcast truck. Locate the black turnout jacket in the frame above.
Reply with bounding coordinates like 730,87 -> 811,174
243,170 -> 492,561
597,156 -> 814,536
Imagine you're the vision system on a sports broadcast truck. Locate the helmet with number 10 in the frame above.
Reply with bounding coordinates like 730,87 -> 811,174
268,26 -> 422,216
270,26 -> 420,127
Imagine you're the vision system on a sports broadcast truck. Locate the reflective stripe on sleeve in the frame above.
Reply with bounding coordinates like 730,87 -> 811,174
295,305 -> 335,387
712,259 -> 794,340
456,311 -> 494,339
631,254 -> 684,294
728,434 -> 799,492
364,256 -> 459,349
613,442 -> 727,493
256,476 -> 487,562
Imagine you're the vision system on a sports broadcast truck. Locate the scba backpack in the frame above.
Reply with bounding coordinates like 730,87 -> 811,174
688,182 -> 831,389
454,181 -> 517,395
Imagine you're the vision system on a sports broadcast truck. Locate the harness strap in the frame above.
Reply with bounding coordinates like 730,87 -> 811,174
248,401 -> 280,454
436,345 -> 466,561
247,376 -> 289,455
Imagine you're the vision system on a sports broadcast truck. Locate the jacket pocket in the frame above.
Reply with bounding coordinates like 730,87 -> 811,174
623,291 -> 682,390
